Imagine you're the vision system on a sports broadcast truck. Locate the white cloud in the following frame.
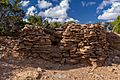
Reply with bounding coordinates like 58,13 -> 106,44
97,0 -> 111,13
98,0 -> 120,20
20,0 -> 30,7
44,17 -> 64,23
107,19 -> 115,22
25,0 -> 78,23
66,18 -> 79,23
38,0 -> 69,19
38,0 -> 76,23
38,0 -> 52,9
81,1 -> 86,7
81,1 -> 96,7
86,2 -> 96,7
26,6 -> 37,16
45,17 -> 79,23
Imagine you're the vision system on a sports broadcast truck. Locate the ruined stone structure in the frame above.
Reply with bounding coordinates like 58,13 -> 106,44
0,36 -> 19,59
107,32 -> 120,51
13,25 -> 51,60
60,23 -> 109,65
0,24 -> 111,66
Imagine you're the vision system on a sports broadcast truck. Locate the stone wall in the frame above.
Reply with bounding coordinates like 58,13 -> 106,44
0,36 -> 19,59
13,25 -> 51,60
107,32 -> 120,51
0,24 -> 112,66
44,27 -> 64,46
59,23 -> 109,66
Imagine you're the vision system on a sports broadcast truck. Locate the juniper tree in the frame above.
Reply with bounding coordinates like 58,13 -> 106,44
0,0 -> 25,36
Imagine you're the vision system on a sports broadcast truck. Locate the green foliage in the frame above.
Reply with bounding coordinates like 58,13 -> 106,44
56,22 -> 62,27
0,0 -> 9,5
49,22 -> 62,29
112,16 -> 120,33
49,22 -> 56,29
43,20 -> 49,28
37,16 -> 43,26
0,0 -> 25,36
28,16 -> 37,25
66,21 -> 76,24
28,16 -> 43,26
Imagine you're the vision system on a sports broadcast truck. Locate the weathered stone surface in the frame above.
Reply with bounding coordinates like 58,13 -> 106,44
60,23 -> 109,66
13,24 -> 51,59
107,32 -> 120,51
1,23 -> 117,67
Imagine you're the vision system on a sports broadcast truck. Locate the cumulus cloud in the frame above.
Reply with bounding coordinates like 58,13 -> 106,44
38,0 -> 78,23
26,6 -> 37,16
97,0 -> 111,13
24,0 -> 78,23
66,18 -> 79,22
81,1 -> 96,7
45,18 -> 65,23
45,17 -> 79,23
38,0 -> 69,18
38,0 -> 52,9
98,0 -> 120,20
20,0 -> 30,7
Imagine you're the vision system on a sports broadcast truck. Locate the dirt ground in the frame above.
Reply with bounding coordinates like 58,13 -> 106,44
0,47 -> 120,80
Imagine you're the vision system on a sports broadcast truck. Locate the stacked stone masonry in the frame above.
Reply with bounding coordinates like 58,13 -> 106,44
0,24 -> 110,66
0,36 -> 19,59
13,25 -> 51,60
60,23 -> 109,65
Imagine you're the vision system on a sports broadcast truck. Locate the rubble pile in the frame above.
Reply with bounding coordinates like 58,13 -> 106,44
13,25 -> 51,60
60,23 -> 109,65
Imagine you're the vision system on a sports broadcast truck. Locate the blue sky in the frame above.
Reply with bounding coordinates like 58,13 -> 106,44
20,0 -> 120,24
